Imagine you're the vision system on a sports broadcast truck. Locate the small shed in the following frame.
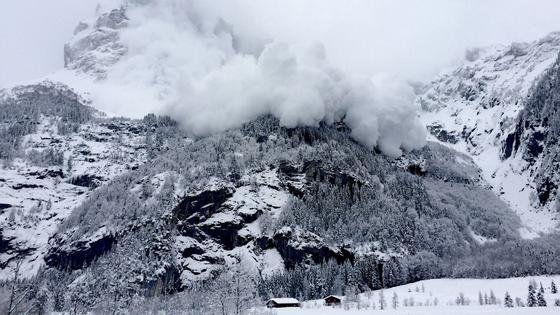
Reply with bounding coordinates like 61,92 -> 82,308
266,298 -> 301,308
324,295 -> 343,306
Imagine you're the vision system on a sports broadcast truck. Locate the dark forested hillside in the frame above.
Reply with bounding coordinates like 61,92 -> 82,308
507,54 -> 560,209
1,81 -> 560,313
6,108 -> 538,312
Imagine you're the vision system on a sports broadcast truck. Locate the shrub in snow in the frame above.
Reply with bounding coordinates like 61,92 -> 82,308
455,293 -> 469,306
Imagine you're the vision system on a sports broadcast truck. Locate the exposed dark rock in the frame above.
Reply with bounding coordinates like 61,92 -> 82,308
28,168 -> 65,179
236,231 -> 255,246
172,187 -> 234,222
198,215 -> 244,250
303,160 -> 364,198
11,183 -> 44,190
0,203 -> 12,211
180,242 -> 205,257
278,160 -> 300,179
255,236 -> 274,250
502,126 -> 522,160
237,208 -> 262,223
144,264 -> 181,296
0,230 -> 14,254
427,124 -> 459,144
45,233 -> 115,270
523,130 -> 546,162
270,228 -> 354,269
537,178 -> 558,206
69,174 -> 104,188
407,164 -> 426,176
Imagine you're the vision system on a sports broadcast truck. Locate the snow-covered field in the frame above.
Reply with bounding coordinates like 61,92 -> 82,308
258,276 -> 560,314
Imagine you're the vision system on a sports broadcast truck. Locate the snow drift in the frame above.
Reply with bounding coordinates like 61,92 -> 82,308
92,0 -> 426,157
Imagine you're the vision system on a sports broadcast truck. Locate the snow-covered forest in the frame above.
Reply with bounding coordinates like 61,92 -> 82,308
2,0 -> 560,314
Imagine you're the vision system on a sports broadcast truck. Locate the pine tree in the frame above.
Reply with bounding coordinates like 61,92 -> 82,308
489,290 -> 496,305
528,284 -> 537,307
537,284 -> 547,307
392,292 -> 399,309
478,291 -> 484,305
379,290 -> 386,310
552,280 -> 558,294
66,155 -> 73,173
504,292 -> 514,308
484,292 -> 488,305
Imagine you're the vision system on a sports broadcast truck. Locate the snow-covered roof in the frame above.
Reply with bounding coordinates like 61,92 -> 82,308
323,295 -> 343,300
267,298 -> 300,304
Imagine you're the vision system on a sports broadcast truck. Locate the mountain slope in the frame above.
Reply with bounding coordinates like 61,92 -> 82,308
36,115 -> 522,301
0,82 -> 149,279
418,32 -> 560,237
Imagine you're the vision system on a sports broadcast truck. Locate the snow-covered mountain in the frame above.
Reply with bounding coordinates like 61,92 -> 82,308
0,82 -> 150,279
2,2 -> 560,314
418,33 -> 560,237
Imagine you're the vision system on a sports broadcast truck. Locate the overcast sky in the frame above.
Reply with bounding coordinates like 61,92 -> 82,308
2,0 -> 560,87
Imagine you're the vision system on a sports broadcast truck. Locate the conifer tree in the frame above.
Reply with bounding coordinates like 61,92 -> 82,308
392,292 -> 399,309
478,291 -> 484,305
379,290 -> 386,310
552,280 -> 558,294
489,290 -> 496,305
528,284 -> 537,307
504,292 -> 514,308
537,284 -> 547,307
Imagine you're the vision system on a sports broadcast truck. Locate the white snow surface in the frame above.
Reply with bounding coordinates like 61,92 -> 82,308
0,115 -> 148,279
418,32 -> 560,236
263,276 -> 560,314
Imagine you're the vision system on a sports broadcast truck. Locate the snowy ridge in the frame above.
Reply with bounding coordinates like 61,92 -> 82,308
418,32 -> 560,236
0,108 -> 148,279
64,7 -> 128,78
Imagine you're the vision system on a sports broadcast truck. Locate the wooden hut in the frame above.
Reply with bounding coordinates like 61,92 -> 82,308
266,298 -> 301,308
324,295 -> 343,306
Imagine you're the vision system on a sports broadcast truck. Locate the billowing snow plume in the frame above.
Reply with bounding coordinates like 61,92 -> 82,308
91,0 -> 426,157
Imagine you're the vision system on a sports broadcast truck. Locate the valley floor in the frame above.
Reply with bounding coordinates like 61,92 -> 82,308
257,276 -> 560,314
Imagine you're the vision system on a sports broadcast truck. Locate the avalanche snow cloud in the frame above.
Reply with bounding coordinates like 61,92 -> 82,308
95,0 -> 426,157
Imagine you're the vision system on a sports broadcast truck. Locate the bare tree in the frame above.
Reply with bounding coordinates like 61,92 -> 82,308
7,258 -> 33,315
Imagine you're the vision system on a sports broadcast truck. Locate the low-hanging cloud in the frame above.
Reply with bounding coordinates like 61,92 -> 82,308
95,0 -> 426,157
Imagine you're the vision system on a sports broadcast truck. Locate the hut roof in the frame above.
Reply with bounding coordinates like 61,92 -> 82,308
267,298 -> 300,304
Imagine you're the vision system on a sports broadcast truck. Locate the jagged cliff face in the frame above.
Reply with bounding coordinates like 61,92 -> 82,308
418,32 -> 560,237
64,8 -> 128,78
2,2 -> 560,308
32,111 -> 518,290
0,83 -> 149,279
512,55 -> 560,213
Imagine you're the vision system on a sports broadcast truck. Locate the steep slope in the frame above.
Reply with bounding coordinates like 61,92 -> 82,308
418,32 -> 560,237
0,82 -> 149,279
36,115 -> 521,307
510,55 -> 560,214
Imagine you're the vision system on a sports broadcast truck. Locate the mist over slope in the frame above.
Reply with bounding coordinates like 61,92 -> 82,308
66,0 -> 426,157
